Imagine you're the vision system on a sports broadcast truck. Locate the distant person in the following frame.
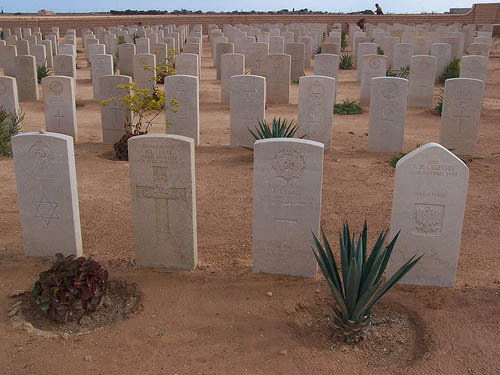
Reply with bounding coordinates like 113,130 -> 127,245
375,3 -> 384,15
357,18 -> 367,30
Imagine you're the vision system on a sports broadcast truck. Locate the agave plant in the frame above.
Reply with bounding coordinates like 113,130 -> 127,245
248,117 -> 305,141
339,54 -> 353,70
37,64 -> 50,83
312,221 -> 422,343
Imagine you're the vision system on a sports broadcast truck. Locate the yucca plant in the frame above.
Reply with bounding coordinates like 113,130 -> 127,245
339,54 -> 353,70
312,221 -> 422,343
37,64 -> 50,83
248,117 -> 305,141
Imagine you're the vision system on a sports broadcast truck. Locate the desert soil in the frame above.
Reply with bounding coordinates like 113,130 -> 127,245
1,35 -> 499,374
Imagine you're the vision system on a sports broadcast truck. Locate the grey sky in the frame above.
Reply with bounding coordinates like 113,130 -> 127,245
0,0 -> 489,14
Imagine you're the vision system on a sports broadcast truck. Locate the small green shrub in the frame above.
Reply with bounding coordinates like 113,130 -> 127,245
389,144 -> 421,167
334,100 -> 363,115
377,46 -> 384,55
32,253 -> 109,323
37,64 -> 50,83
386,65 -> 410,79
434,88 -> 444,116
117,35 -> 126,44
389,151 -> 408,167
315,45 -> 322,54
312,221 -> 422,342
439,58 -> 460,83
0,108 -> 24,156
292,79 -> 299,84
131,33 -> 139,44
339,54 -> 353,70
341,31 -> 348,51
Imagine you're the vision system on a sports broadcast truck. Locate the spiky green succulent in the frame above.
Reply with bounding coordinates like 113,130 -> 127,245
312,221 -> 422,342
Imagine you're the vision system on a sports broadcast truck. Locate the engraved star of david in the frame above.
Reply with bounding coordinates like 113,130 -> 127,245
33,195 -> 59,225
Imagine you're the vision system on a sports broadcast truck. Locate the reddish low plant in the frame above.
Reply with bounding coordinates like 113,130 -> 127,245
32,253 -> 109,323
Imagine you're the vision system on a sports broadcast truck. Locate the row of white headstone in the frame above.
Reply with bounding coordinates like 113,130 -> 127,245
11,130 -> 467,288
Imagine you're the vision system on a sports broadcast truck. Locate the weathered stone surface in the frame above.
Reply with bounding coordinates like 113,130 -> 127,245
388,142 -> 469,287
408,55 -> 437,108
431,43 -> 452,82
368,77 -> 408,152
128,134 -> 197,269
12,132 -> 83,257
164,75 -> 199,145
392,43 -> 413,71
175,53 -> 199,77
136,37 -> 150,54
43,76 -> 77,139
248,42 -> 269,76
100,75 -> 132,144
0,44 -> 17,77
297,75 -> 335,151
314,54 -> 339,81
356,43 -> 377,81
229,74 -> 265,149
91,54 -> 113,100
118,43 -> 135,77
360,54 -> 387,105
439,78 -> 484,156
460,55 -> 488,82
252,138 -> 324,278
221,53 -> 244,104
215,42 -> 234,80
269,36 -> 284,54
133,53 -> 156,91
285,42 -> 305,82
0,76 -> 19,116
14,55 -> 38,101
264,54 -> 290,104
321,42 -> 340,55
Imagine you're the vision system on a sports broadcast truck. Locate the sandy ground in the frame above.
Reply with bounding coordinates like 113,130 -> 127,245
0,36 -> 499,374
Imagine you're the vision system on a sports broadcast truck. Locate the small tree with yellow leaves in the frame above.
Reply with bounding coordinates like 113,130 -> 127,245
102,82 -> 178,160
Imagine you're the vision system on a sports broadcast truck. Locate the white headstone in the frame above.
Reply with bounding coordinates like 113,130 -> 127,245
297,75 -> 335,151
439,78 -> 484,156
118,43 -> 135,77
229,74 -> 266,148
460,55 -> 488,82
164,75 -> 199,145
387,142 -> 469,287
368,77 -> 408,152
221,53 -> 245,104
264,54 -> 291,104
133,53 -> 156,91
314,54 -> 339,82
100,75 -> 132,144
431,43 -> 452,82
128,134 -> 197,269
43,76 -> 77,139
360,54 -> 387,105
408,55 -> 437,108
12,132 -> 83,257
252,138 -> 324,278
175,53 -> 199,78
14,55 -> 38,101
0,76 -> 19,116
91,54 -> 114,100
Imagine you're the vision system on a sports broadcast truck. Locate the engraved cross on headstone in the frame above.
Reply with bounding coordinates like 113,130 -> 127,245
274,217 -> 297,245
109,101 -> 122,122
136,166 -> 186,234
453,106 -> 470,133
54,110 -> 64,129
